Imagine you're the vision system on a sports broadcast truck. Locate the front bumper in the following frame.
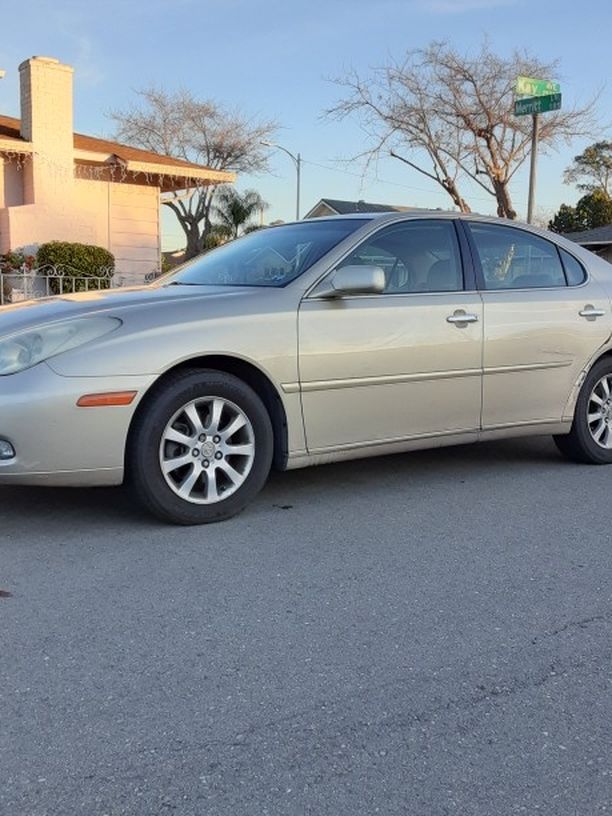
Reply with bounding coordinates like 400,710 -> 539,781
0,363 -> 155,486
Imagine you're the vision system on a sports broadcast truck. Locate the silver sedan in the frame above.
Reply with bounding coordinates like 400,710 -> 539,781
1,212 -> 612,524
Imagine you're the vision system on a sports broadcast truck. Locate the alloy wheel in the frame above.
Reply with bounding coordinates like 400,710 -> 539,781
159,397 -> 255,504
587,374 -> 612,450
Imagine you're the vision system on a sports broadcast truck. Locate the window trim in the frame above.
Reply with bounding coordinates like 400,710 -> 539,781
307,217 -> 475,299
460,220 -> 589,293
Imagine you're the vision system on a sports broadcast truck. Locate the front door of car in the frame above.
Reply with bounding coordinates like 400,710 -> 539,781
463,221 -> 612,429
298,219 -> 483,453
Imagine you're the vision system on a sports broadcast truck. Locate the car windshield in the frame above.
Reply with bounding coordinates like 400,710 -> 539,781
162,219 -> 368,288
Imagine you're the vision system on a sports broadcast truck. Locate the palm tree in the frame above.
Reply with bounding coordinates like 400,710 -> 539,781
213,187 -> 268,239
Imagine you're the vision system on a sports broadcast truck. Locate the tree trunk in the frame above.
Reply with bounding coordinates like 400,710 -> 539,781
163,191 -> 216,261
442,178 -> 471,213
492,180 -> 517,219
183,221 -> 202,260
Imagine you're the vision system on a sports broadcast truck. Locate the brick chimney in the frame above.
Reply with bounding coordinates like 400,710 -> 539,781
18,56 -> 74,205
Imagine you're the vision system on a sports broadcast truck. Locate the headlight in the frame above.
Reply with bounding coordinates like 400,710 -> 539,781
0,317 -> 121,376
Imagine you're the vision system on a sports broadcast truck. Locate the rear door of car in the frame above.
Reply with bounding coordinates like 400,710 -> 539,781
462,220 -> 612,430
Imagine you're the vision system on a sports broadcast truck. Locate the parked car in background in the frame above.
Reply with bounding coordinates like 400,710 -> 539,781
1,212 -> 612,524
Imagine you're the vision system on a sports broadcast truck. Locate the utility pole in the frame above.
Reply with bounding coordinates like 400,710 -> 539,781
295,152 -> 301,221
260,141 -> 302,220
526,113 -> 539,224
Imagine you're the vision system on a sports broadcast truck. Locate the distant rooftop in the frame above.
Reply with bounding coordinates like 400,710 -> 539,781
566,224 -> 612,246
304,198 -> 426,219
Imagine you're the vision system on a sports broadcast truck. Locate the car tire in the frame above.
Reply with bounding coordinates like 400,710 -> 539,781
554,357 -> 612,465
128,369 -> 273,524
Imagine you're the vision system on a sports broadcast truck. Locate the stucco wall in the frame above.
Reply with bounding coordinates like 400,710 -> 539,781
1,172 -> 161,282
0,159 -> 25,209
109,182 -> 160,285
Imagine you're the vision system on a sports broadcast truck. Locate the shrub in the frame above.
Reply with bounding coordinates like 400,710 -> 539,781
0,250 -> 36,272
0,251 -> 36,305
36,241 -> 115,294
1,276 -> 12,305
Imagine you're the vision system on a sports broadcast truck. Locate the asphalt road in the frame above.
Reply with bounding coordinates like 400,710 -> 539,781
1,436 -> 611,816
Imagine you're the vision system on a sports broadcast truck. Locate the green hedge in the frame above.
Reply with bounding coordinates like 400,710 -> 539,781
37,241 -> 115,293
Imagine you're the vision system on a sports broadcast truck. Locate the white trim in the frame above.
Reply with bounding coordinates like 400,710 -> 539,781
126,159 -> 234,185
0,137 -> 33,153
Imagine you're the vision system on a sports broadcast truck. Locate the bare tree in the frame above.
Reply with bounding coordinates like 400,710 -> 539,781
328,42 -> 595,218
111,89 -> 276,258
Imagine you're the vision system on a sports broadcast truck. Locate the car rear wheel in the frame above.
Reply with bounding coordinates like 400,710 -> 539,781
128,370 -> 273,524
554,358 -> 612,465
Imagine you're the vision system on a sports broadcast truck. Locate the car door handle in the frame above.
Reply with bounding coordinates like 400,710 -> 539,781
446,312 -> 479,325
579,306 -> 606,319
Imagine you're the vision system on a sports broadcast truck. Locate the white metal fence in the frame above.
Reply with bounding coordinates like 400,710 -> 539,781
0,264 -> 118,306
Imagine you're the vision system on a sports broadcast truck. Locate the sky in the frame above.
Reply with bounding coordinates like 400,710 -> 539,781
0,0 -> 610,250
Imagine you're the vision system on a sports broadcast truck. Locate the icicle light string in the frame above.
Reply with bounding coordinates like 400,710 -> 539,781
1,149 -> 203,192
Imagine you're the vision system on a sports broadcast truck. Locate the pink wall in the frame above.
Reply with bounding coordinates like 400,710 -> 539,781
0,58 -> 161,281
1,173 -> 161,283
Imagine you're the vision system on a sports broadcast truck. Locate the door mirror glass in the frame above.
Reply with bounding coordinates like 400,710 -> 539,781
317,265 -> 386,298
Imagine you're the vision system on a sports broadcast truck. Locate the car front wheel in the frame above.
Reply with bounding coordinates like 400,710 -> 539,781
554,358 -> 612,465
128,370 -> 273,524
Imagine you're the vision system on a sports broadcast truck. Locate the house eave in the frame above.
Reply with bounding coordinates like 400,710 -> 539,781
0,138 -> 33,154
72,148 -> 236,190
126,159 -> 235,187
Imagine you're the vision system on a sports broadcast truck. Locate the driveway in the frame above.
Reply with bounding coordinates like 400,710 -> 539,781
1,437 -> 611,815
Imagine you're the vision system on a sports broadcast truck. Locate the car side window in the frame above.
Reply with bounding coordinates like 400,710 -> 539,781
468,223 -> 567,290
337,220 -> 464,294
559,248 -> 587,286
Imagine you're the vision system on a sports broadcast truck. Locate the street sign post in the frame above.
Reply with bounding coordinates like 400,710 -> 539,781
514,93 -> 562,117
514,77 -> 562,223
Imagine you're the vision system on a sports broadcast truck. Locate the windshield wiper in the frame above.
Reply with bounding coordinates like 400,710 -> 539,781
164,281 -> 205,287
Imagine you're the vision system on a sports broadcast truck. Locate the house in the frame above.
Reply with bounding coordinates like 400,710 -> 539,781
566,224 -> 612,264
304,198 -> 416,219
0,56 -> 233,284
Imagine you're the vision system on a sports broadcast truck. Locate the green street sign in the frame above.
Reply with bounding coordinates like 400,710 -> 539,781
515,75 -> 561,97
514,93 -> 562,116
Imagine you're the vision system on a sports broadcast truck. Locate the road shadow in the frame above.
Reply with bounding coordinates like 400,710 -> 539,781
0,435 -> 570,532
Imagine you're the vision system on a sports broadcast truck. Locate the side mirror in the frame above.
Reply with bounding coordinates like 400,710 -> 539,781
315,265 -> 386,298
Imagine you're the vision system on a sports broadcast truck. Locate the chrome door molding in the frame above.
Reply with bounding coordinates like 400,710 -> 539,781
483,360 -> 573,376
292,366 -> 483,393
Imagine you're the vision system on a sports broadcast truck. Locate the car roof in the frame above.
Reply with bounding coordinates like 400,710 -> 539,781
292,211 -> 524,227
296,209 -> 559,233
289,211 -> 599,261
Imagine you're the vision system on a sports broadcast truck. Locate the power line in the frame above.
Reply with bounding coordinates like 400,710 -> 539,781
301,158 -> 496,204
300,157 -> 562,210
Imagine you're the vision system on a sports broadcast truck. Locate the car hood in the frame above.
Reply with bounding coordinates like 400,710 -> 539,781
0,283 -> 259,336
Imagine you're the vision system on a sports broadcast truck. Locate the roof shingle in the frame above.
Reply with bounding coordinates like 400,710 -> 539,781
318,198 -> 408,214
566,224 -> 612,245
0,113 -> 221,175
